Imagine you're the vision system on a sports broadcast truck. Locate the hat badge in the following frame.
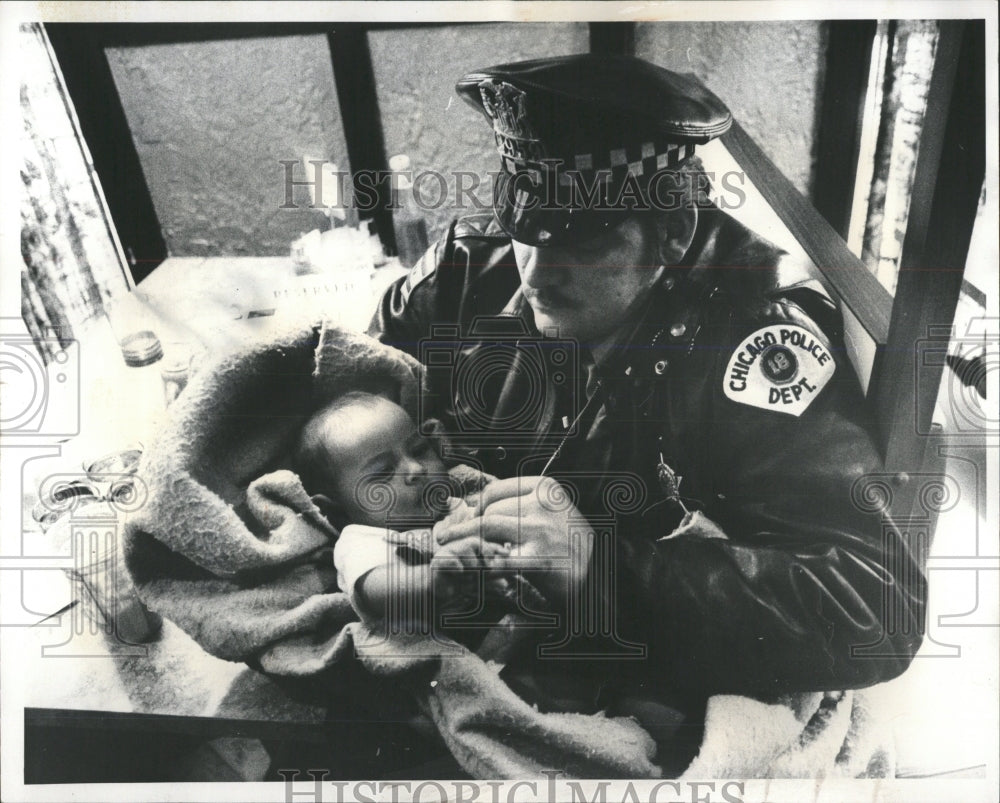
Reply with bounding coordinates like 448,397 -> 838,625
479,79 -> 545,163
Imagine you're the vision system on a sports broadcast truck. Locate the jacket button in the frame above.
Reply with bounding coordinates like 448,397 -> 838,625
496,447 -> 507,461
670,323 -> 687,338
663,276 -> 676,290
654,359 -> 669,375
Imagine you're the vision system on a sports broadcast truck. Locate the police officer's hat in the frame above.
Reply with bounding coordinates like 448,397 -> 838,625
457,54 -> 732,247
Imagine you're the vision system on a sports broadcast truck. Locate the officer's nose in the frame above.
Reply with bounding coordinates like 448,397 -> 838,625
516,244 -> 567,289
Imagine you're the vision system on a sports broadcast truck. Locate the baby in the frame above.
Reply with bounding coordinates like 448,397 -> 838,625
295,391 -> 509,632
296,391 -> 631,718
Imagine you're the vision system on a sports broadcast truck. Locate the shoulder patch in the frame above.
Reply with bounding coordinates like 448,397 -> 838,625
723,324 -> 836,417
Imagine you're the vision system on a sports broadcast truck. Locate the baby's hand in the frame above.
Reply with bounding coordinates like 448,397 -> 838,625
430,535 -> 510,603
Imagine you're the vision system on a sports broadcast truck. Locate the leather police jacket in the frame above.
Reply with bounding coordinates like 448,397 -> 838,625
370,209 -> 926,698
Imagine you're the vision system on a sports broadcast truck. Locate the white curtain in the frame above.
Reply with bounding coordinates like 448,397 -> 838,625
20,22 -> 133,363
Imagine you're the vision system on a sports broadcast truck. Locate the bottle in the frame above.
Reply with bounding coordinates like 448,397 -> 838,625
366,218 -> 388,268
389,154 -> 429,267
160,341 -> 194,406
102,291 -> 168,444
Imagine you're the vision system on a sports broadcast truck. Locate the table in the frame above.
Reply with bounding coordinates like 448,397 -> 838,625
136,255 -> 406,355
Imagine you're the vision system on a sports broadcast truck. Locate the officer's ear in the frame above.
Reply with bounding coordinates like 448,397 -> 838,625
655,206 -> 698,266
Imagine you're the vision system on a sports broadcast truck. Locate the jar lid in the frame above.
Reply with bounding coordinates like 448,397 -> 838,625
160,365 -> 189,382
389,154 -> 411,171
120,331 -> 163,367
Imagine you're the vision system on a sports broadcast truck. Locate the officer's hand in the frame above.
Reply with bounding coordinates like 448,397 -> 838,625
434,476 -> 595,604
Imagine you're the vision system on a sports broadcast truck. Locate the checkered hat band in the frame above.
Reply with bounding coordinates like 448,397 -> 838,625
499,141 -> 695,180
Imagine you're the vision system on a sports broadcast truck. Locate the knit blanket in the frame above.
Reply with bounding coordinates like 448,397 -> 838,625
123,321 -> 891,779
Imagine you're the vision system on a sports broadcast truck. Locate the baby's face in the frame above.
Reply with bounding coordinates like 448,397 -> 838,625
320,396 -> 448,526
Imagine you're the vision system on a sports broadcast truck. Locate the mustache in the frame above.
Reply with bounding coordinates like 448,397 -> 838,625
524,288 -> 574,308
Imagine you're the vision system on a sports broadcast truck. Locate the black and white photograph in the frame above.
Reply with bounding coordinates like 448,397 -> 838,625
0,2 -> 997,802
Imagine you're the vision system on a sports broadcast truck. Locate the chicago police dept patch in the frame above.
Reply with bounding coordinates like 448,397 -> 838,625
724,324 -> 836,417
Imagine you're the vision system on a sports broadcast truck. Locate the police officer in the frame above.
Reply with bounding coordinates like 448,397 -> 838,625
370,54 -> 925,765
